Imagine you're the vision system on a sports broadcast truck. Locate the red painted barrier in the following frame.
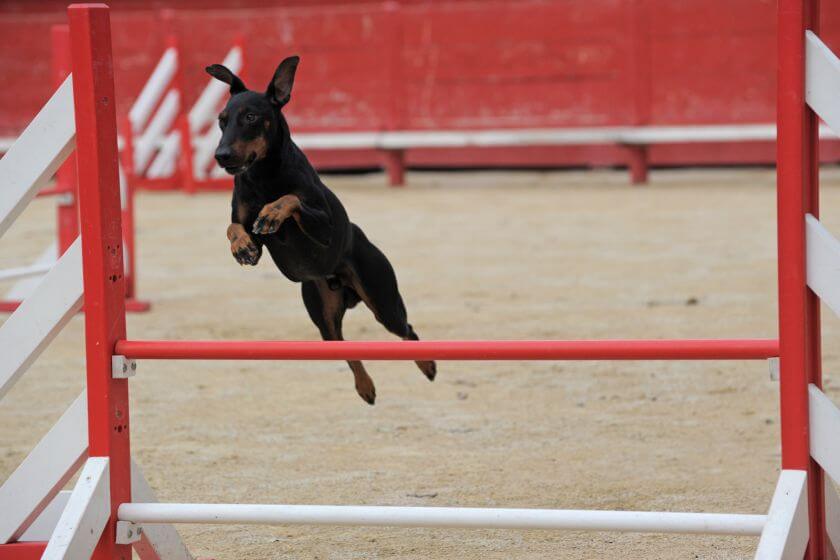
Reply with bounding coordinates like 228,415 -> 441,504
3,0 -> 840,171
68,6 -> 133,559
115,338 -> 780,361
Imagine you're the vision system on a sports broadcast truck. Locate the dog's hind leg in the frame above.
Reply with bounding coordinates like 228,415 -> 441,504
301,279 -> 376,404
346,225 -> 436,381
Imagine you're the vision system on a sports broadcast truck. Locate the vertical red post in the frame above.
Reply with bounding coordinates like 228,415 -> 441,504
121,170 -> 138,301
51,24 -> 79,254
382,149 -> 406,187
625,145 -> 649,185
626,0 -> 651,186
777,0 -> 824,558
168,32 -> 198,194
383,1 -> 406,187
69,5 -> 131,560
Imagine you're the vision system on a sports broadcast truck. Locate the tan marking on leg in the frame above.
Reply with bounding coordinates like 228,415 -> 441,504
315,280 -> 376,404
254,194 -> 302,234
227,223 -> 260,265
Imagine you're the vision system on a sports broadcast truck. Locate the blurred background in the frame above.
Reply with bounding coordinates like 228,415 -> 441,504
3,0 -> 840,181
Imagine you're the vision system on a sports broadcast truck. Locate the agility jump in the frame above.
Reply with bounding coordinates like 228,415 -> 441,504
0,24 -> 148,314
2,1 -> 840,558
123,27 -> 245,193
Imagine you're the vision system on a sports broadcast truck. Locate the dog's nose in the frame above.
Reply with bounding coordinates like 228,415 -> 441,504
215,147 -> 234,166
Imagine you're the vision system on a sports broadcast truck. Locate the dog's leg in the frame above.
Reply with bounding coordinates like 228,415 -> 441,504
228,189 -> 262,265
301,279 -> 376,405
252,193 -> 332,247
346,225 -> 436,381
227,223 -> 261,266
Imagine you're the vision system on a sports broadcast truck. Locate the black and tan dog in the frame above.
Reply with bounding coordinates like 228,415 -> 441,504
206,56 -> 435,404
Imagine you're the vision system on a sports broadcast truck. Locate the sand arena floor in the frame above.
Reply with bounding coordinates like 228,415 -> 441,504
4,167 -> 840,559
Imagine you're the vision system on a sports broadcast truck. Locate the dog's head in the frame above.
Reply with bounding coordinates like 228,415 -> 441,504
205,56 -> 299,175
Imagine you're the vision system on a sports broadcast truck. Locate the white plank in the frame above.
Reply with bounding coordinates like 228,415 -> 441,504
0,392 -> 87,543
806,31 -> 840,136
19,491 -> 71,542
131,462 -> 193,560
118,503 -> 766,535
290,125 -> 838,151
134,89 -> 180,174
0,238 -> 83,401
42,457 -> 110,560
0,259 -> 54,282
129,47 -> 177,133
754,470 -> 809,560
192,127 -> 221,178
0,77 -> 75,239
146,130 -> 181,178
806,214 -> 840,317
825,482 -> 840,558
4,242 -> 57,301
189,45 -> 242,133
809,384 -> 840,484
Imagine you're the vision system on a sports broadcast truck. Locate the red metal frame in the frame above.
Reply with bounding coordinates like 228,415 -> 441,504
68,5 -> 132,559
777,1 -> 825,558
115,338 -> 779,362
0,542 -> 47,560
124,25 -> 242,194
0,20 -> 149,315
51,24 -> 79,256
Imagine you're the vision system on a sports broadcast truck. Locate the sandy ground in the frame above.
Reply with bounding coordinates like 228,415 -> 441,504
3,167 -> 840,559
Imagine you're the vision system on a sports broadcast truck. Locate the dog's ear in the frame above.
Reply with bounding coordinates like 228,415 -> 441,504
205,64 -> 246,94
266,56 -> 300,107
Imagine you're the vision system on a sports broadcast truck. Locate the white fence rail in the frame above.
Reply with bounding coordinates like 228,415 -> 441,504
0,77 -> 75,238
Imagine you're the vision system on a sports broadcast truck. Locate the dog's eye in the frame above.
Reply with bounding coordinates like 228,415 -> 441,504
245,113 -> 258,123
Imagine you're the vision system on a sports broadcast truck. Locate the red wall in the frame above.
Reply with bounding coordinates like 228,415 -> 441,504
2,0 -> 840,166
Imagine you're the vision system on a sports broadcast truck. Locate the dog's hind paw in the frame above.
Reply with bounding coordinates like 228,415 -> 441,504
416,360 -> 437,381
355,378 -> 377,405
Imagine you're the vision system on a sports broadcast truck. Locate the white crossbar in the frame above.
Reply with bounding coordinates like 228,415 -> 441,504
0,77 -> 75,239
42,457 -> 110,560
129,47 -> 177,133
5,243 -> 58,301
0,261 -> 55,282
189,45 -> 242,134
809,384 -> 840,484
754,470 -> 808,560
19,491 -> 71,542
134,89 -> 180,174
146,130 -> 181,179
825,482 -> 840,557
0,239 -> 83,401
0,393 -> 87,543
118,503 -> 766,536
806,31 -> 840,136
131,463 -> 193,560
805,214 -> 840,317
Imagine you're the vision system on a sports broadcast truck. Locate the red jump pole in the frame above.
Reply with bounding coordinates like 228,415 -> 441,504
115,338 -> 780,362
777,0 -> 824,558
69,5 -> 132,560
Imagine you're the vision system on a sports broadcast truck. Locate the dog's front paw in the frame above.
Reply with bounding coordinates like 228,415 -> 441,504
252,196 -> 301,235
252,205 -> 290,235
231,235 -> 261,266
